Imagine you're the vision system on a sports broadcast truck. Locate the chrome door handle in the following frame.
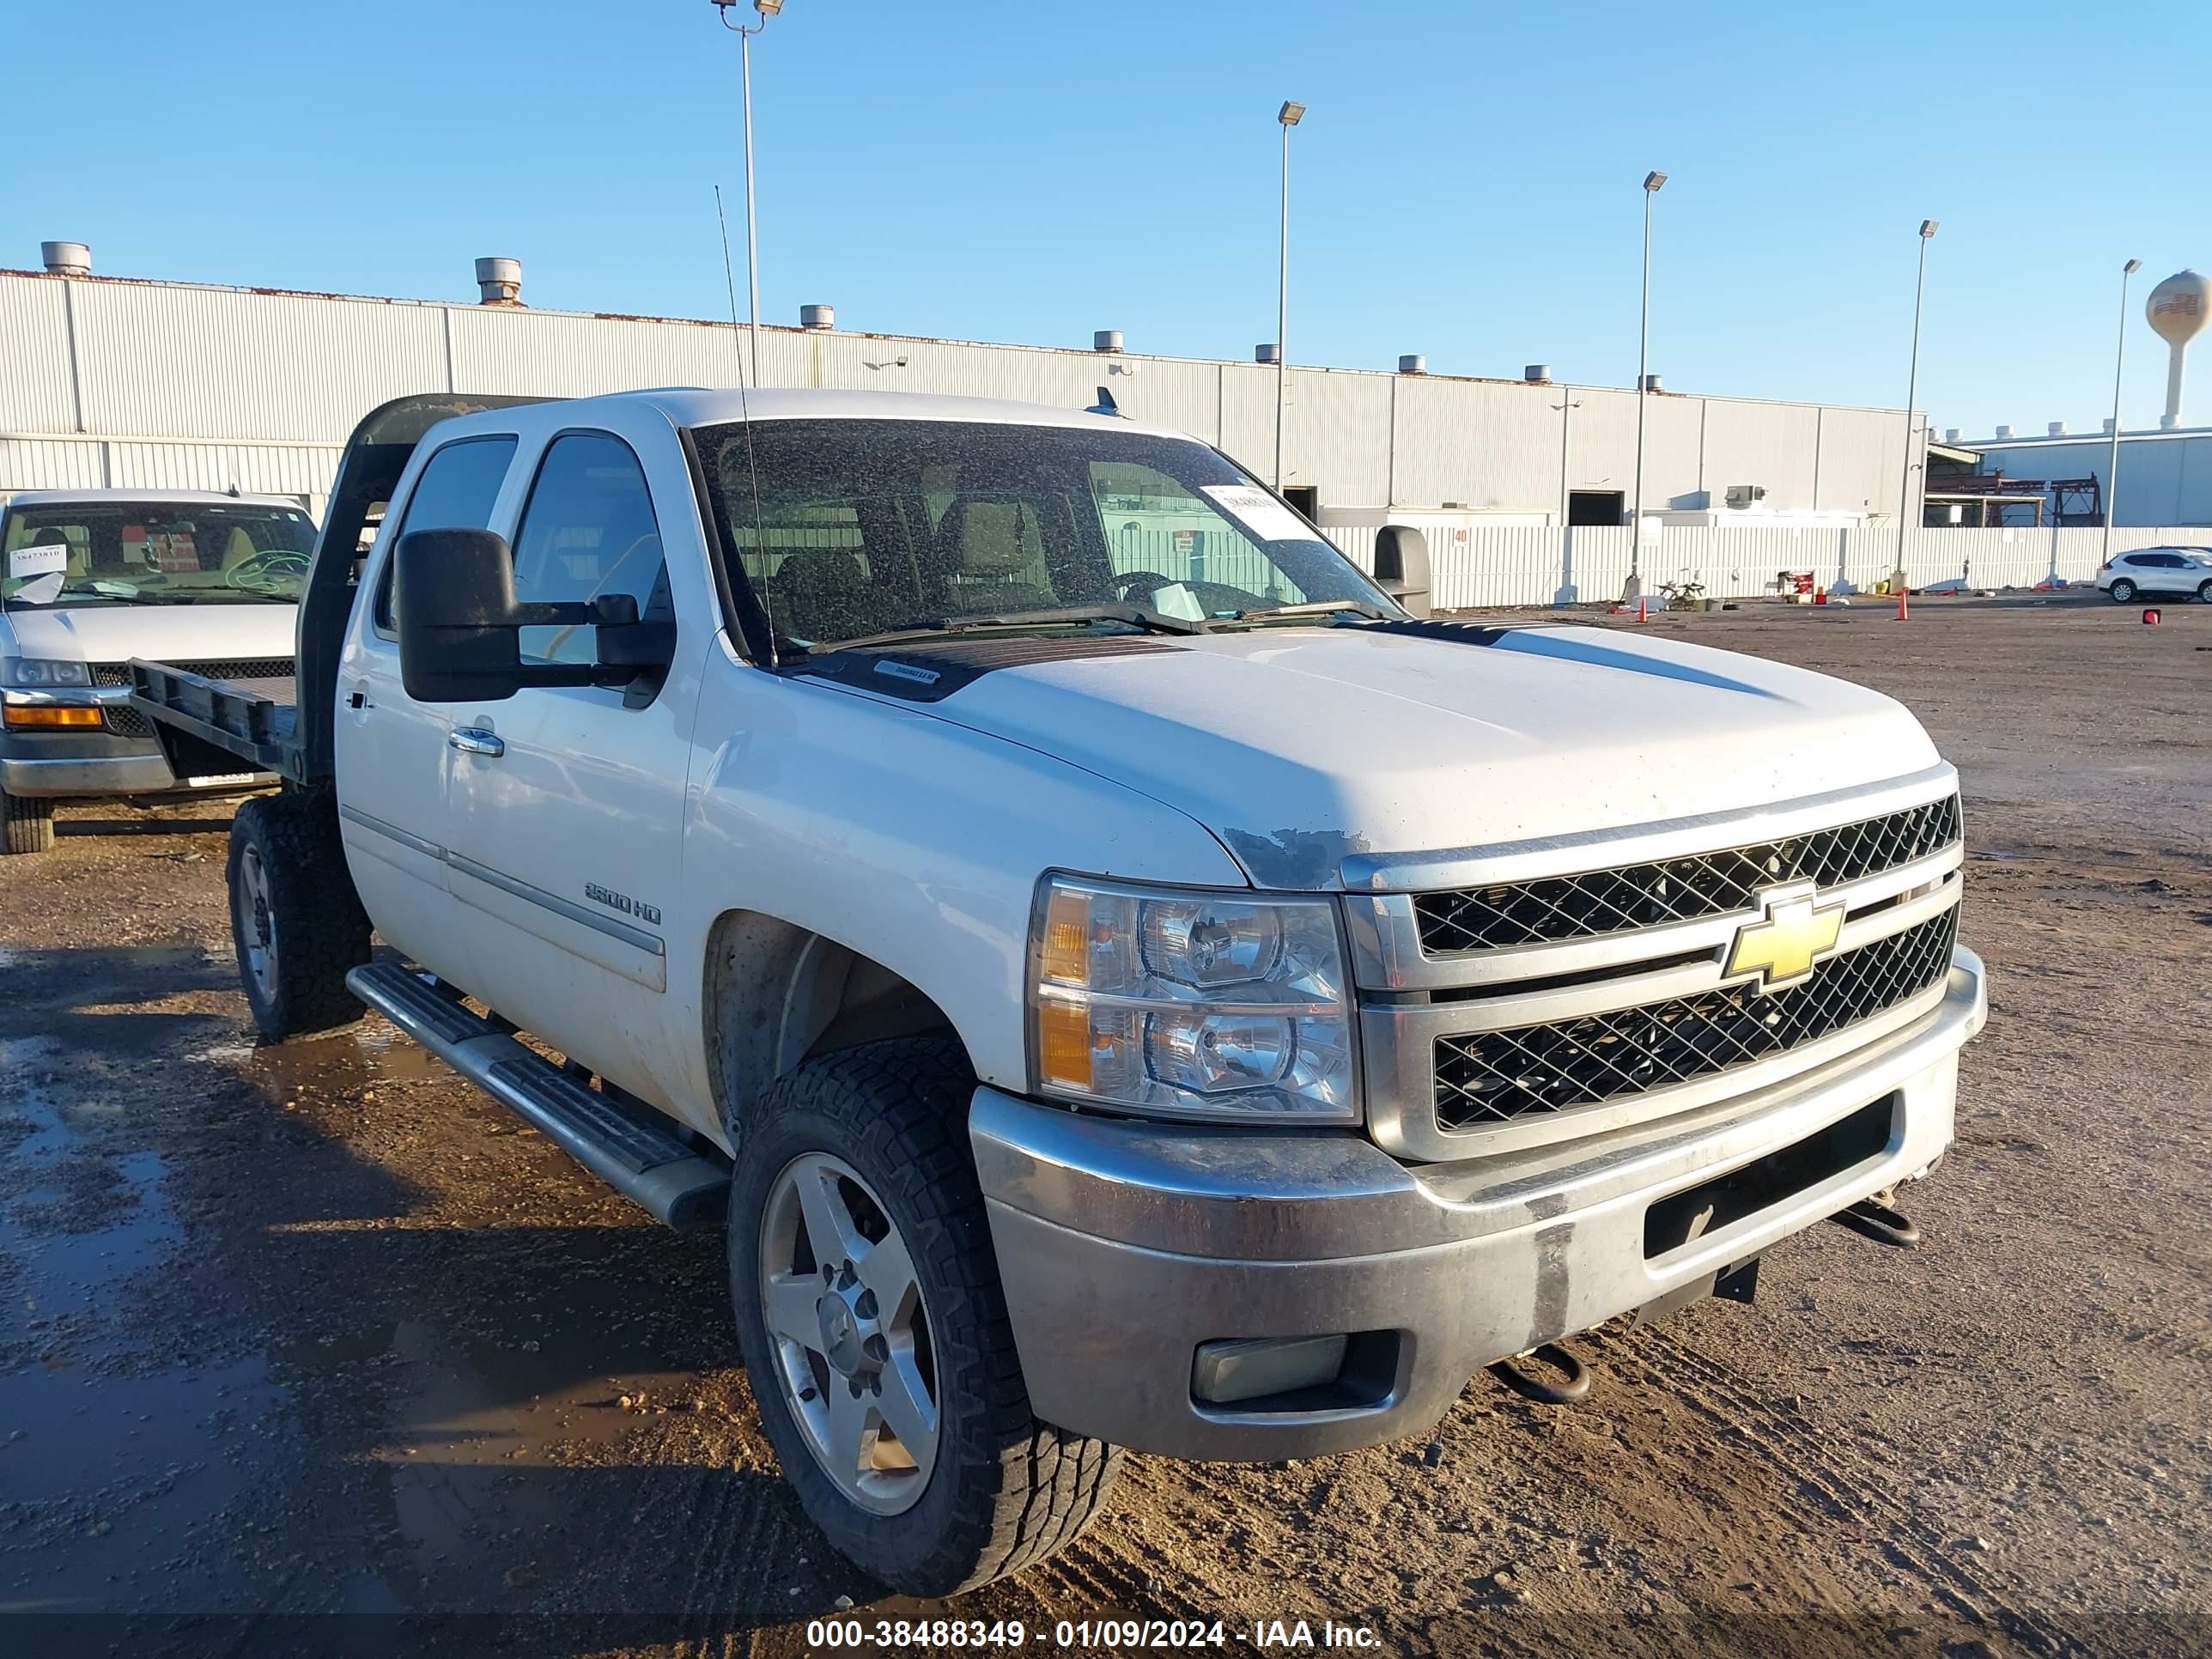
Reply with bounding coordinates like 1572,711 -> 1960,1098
448,727 -> 505,758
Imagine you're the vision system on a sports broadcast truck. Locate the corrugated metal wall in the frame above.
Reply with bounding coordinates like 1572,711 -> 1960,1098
2,270 -> 1932,521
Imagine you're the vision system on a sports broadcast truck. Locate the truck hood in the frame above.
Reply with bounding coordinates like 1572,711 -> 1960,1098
3,603 -> 298,665
918,624 -> 1943,890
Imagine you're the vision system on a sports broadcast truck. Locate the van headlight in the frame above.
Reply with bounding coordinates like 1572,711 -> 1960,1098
2,659 -> 94,688
1030,874 -> 1358,1125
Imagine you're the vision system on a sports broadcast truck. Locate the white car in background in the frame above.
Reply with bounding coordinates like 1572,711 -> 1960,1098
2095,547 -> 2212,604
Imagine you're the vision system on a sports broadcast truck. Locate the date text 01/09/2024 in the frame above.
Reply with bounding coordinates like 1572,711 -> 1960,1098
801,1620 -> 1382,1650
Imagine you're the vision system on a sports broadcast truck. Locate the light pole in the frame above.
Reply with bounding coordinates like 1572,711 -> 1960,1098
1894,219 -> 1937,583
1628,170 -> 1665,601
1275,100 -> 1304,491
2103,258 -> 2142,566
714,0 -> 784,388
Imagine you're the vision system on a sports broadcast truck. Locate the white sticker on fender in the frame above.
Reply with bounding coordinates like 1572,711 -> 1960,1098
1201,484 -> 1316,545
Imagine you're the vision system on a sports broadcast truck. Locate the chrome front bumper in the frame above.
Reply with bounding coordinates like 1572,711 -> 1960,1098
974,946 -> 1986,1462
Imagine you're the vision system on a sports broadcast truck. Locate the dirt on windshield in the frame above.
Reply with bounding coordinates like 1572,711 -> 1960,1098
1,596 -> 2206,1657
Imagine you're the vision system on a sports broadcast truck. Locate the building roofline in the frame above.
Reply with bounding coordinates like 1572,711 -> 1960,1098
1966,426 -> 2212,447
0,267 -> 1911,419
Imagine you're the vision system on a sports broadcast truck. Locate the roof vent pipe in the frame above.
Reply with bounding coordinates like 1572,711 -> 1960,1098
474,257 -> 522,305
1641,373 -> 1663,392
1094,330 -> 1123,353
1255,343 -> 1280,364
40,241 -> 90,276
2104,417 -> 2118,434
1524,364 -> 1551,383
1398,354 -> 1425,374
2048,421 -> 2067,435
1944,428 -> 1960,442
800,303 -> 836,330
1995,424 -> 2014,439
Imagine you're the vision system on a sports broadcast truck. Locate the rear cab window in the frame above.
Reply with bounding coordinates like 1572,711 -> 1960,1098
374,436 -> 518,631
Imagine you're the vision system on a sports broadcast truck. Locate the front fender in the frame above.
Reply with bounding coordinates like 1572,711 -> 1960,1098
676,663 -> 1249,1103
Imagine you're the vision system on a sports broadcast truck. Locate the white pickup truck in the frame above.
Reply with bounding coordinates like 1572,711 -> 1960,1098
0,489 -> 310,852
133,389 -> 1986,1595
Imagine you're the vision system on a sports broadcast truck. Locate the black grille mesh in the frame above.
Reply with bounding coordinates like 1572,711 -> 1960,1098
103,706 -> 152,738
1413,796 -> 1960,954
93,658 -> 295,688
1432,907 -> 1959,1129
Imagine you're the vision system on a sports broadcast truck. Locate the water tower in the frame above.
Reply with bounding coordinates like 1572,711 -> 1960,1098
2146,270 -> 2211,428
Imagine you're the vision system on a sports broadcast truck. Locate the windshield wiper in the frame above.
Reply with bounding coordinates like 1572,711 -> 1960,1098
1224,597 -> 1398,625
812,604 -> 1207,654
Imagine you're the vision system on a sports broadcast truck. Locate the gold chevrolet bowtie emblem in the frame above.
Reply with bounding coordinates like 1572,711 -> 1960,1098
1726,881 -> 1845,992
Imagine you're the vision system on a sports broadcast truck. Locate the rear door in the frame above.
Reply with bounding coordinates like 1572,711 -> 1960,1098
442,420 -> 701,1109
333,434 -> 517,985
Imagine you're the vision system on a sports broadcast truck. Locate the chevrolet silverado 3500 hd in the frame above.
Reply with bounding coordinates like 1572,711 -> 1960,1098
133,389 -> 1986,1595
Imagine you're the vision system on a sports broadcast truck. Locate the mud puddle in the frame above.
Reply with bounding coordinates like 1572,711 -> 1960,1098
0,1037 -> 289,1613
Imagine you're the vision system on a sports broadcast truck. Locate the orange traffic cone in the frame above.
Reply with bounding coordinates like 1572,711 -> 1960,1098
2143,608 -> 2161,625
1895,585 -> 1909,622
1636,596 -> 1649,623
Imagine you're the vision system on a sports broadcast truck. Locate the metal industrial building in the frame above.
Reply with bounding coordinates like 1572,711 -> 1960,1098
2,248 -> 1926,536
1958,425 -> 2212,529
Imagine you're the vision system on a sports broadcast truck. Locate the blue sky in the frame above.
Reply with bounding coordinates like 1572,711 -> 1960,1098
8,0 -> 2209,434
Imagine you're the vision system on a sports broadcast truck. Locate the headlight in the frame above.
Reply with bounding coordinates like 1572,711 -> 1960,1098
1030,873 -> 1358,1125
2,659 -> 94,688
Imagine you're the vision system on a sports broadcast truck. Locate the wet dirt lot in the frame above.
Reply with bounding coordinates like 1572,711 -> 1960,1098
2,598 -> 2206,1657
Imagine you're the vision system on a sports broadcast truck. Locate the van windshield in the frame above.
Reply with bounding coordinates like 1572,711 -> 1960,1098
2,501 -> 315,609
691,419 -> 1389,650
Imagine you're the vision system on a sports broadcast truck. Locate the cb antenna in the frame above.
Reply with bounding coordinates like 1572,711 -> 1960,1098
714,185 -> 748,389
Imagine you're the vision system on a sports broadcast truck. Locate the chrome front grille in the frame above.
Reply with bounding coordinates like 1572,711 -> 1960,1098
1432,907 -> 1959,1128
1411,795 -> 1960,954
1346,772 -> 1969,1161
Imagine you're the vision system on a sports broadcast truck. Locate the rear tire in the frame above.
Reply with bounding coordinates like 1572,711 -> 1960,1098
2110,578 -> 2136,603
227,791 -> 372,1040
2,788 -> 55,856
2197,579 -> 2212,604
728,1037 -> 1123,1595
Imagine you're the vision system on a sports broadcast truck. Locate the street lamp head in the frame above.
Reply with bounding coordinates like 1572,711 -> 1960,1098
2124,258 -> 2142,275
755,0 -> 784,12
1643,170 -> 1667,191
1278,100 -> 1305,126
1919,219 -> 1939,238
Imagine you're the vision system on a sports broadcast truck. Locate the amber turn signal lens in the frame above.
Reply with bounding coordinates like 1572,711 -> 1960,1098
1039,886 -> 1091,984
1036,998 -> 1093,1089
3,703 -> 105,729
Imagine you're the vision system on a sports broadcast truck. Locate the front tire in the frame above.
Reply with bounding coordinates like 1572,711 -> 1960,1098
2110,578 -> 2137,603
227,791 -> 372,1040
728,1038 -> 1122,1595
2,788 -> 55,855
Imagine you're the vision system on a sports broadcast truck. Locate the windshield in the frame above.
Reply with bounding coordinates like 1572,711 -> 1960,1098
692,419 -> 1393,651
2,501 -> 315,609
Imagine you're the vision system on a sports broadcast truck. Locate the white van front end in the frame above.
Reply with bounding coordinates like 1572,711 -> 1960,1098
1,491 -> 311,848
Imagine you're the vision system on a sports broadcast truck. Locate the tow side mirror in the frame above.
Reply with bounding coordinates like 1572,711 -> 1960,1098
1373,524 -> 1433,619
393,528 -> 672,703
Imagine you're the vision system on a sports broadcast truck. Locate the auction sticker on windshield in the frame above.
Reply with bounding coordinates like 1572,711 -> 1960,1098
7,544 -> 67,605
1201,484 -> 1316,545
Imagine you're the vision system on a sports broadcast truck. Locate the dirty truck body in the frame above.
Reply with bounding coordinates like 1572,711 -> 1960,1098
133,388 -> 1987,1595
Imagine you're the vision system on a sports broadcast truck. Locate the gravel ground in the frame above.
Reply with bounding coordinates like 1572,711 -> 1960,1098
0,595 -> 2206,1658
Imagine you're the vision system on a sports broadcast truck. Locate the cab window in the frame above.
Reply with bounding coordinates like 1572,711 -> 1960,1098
508,433 -> 667,668
376,436 -> 517,630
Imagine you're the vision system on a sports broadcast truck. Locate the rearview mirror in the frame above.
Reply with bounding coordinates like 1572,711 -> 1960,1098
393,528 -> 671,703
1372,525 -> 1432,619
